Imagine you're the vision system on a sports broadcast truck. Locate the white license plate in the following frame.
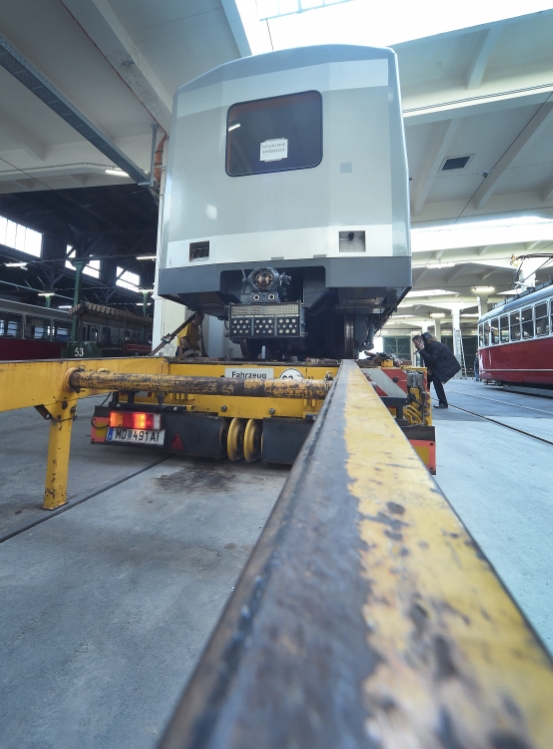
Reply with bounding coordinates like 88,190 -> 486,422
107,427 -> 165,445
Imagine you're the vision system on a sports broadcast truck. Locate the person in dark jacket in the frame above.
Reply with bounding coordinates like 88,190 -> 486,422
412,332 -> 461,409
473,354 -> 480,381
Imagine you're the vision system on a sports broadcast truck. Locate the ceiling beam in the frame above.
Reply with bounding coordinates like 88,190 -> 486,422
59,0 -> 172,133
542,178 -> 553,203
221,0 -> 251,58
446,265 -> 468,284
411,118 -> 460,216
466,26 -> 503,90
472,101 -> 553,209
0,35 -> 149,186
0,111 -> 46,161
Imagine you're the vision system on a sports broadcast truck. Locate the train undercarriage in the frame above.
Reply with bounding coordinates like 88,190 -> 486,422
157,257 -> 411,361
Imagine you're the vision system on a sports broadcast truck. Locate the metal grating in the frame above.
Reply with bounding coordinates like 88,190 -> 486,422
0,35 -> 149,186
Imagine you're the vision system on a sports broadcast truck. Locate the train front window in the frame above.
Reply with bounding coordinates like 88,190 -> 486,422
535,303 -> 549,336
499,315 -> 509,343
521,307 -> 534,338
478,324 -> 484,347
490,318 -> 499,344
226,91 -> 323,177
510,311 -> 521,341
483,321 -> 490,345
25,317 -> 51,340
0,313 -> 23,337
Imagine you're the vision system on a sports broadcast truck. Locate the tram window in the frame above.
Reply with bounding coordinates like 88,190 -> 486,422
25,316 -> 51,340
226,91 -> 323,177
483,321 -> 490,345
53,323 -> 70,341
102,327 -> 111,343
478,324 -> 484,347
521,307 -> 534,338
490,318 -> 499,344
499,315 -> 509,343
535,303 -> 549,336
90,327 -> 98,342
510,311 -> 521,341
0,312 -> 23,337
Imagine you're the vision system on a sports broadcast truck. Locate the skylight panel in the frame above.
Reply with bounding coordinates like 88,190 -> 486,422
116,267 -> 140,292
257,0 -> 352,21
238,0 -> 553,55
0,214 -> 42,258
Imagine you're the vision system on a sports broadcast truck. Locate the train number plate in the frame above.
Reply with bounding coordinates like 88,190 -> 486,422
107,427 -> 166,445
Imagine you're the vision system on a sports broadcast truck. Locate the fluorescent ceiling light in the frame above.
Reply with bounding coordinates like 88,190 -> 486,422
430,312 -> 445,318
412,216 -> 553,254
5,262 -> 27,268
38,292 -> 54,297
498,289 -> 520,296
58,305 -> 72,309
406,289 -> 457,298
461,313 -> 480,317
227,123 -> 241,132
136,255 -> 156,261
413,262 -> 456,269
473,286 -> 495,293
105,168 -> 129,177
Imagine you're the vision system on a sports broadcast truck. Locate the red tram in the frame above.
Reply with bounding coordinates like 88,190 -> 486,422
478,281 -> 553,387
0,299 -> 70,360
0,299 -> 152,360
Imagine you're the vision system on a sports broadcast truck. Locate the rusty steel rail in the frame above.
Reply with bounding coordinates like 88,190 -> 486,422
158,360 -> 553,749
65,368 -> 330,399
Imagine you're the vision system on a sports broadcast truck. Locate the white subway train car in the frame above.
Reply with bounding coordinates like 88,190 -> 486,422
157,45 -> 411,358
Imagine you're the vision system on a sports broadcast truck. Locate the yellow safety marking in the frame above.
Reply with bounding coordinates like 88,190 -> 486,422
341,363 -> 553,748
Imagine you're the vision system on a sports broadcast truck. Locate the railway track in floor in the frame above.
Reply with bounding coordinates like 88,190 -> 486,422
432,388 -> 553,448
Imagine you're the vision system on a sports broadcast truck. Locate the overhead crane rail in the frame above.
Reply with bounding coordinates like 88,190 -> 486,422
159,361 -> 553,749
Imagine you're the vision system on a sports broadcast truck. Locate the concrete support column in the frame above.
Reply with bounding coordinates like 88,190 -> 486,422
433,319 -> 441,340
477,296 -> 488,317
452,308 -> 462,378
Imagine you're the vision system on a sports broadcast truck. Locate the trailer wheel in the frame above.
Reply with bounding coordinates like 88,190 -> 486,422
227,417 -> 245,461
244,419 -> 262,463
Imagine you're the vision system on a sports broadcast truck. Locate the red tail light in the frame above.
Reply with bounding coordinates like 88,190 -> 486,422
109,412 -> 161,430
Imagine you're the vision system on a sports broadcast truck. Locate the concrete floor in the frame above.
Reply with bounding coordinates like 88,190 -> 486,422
0,396 -> 164,536
433,378 -> 553,654
1,381 -> 552,748
0,403 -> 288,749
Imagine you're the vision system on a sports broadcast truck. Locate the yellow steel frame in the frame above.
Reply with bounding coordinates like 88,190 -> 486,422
0,358 -> 337,509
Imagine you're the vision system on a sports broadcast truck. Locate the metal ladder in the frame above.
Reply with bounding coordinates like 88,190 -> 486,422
453,328 -> 468,378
